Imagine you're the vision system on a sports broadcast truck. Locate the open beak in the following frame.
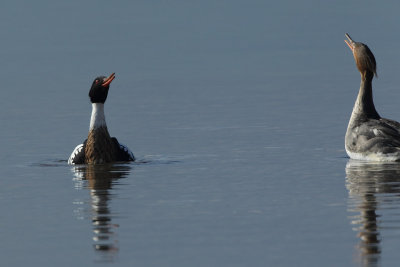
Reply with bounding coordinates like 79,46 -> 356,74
102,73 -> 115,87
344,33 -> 355,52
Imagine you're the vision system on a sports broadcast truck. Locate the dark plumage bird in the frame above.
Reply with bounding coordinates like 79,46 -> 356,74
345,33 -> 400,161
68,73 -> 135,164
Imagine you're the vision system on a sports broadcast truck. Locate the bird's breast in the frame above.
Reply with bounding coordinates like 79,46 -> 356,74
84,126 -> 116,164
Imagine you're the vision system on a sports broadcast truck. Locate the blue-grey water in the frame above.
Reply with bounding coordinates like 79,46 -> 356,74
2,0 -> 400,266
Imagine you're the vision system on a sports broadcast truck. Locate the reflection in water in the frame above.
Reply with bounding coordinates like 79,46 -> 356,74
346,160 -> 400,266
71,163 -> 131,262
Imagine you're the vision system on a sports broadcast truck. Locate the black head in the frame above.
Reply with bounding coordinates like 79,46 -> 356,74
345,33 -> 377,78
89,73 -> 115,103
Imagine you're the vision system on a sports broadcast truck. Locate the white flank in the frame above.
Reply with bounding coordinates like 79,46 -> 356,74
346,148 -> 400,162
89,103 -> 107,130
68,144 -> 84,164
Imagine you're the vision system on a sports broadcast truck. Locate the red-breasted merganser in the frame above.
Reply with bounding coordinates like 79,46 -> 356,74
345,33 -> 400,161
68,73 -> 135,164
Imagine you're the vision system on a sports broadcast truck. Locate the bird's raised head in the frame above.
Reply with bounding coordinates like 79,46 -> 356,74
89,73 -> 115,103
345,33 -> 377,78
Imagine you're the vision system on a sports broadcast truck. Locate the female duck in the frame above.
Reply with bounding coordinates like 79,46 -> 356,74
345,33 -> 400,161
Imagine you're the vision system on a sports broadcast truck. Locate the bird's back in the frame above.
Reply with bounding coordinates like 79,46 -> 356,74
346,116 -> 400,161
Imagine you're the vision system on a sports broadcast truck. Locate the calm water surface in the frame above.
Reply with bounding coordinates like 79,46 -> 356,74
346,161 -> 400,266
2,1 -> 400,266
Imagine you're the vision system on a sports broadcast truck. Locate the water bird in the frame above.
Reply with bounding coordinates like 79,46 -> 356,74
68,73 -> 135,164
345,33 -> 400,161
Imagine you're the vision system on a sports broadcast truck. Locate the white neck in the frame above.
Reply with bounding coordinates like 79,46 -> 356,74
89,103 -> 107,130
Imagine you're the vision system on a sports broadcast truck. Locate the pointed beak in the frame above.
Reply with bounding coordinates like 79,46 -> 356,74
102,73 -> 115,87
344,33 -> 355,52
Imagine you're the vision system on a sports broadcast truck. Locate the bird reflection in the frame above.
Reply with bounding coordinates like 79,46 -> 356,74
72,163 -> 131,261
346,160 -> 400,266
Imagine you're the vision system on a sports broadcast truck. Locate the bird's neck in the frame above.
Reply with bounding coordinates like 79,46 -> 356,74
89,103 -> 107,130
352,72 -> 380,119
